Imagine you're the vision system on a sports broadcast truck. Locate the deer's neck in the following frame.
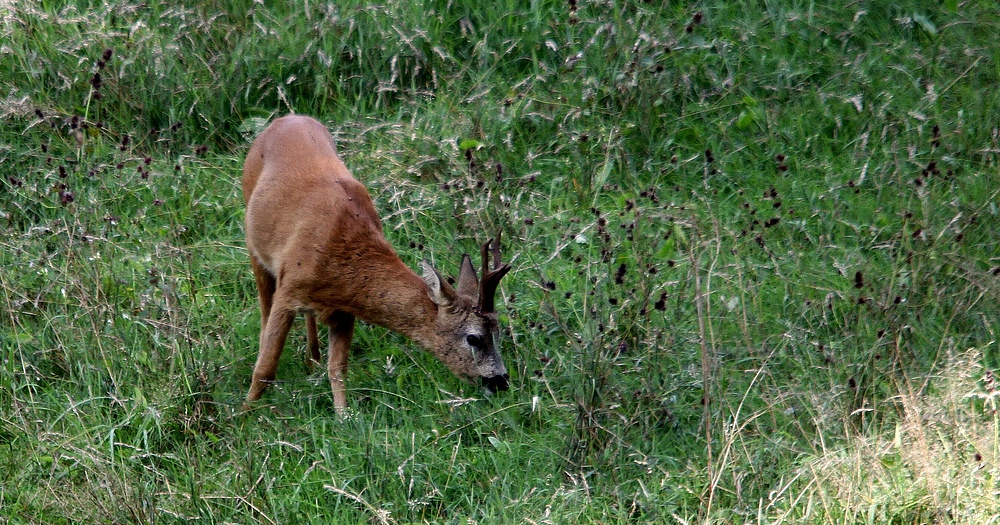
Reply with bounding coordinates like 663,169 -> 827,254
361,262 -> 438,344
315,250 -> 439,346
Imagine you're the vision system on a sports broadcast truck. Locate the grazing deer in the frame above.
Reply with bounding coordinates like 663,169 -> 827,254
241,115 -> 512,413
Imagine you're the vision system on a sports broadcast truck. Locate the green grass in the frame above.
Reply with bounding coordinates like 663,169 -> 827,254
2,0 -> 999,523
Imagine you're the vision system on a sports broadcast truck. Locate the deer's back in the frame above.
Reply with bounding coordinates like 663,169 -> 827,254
242,115 -> 387,288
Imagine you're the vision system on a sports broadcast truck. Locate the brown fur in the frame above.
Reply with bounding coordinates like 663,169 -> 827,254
241,115 -> 509,413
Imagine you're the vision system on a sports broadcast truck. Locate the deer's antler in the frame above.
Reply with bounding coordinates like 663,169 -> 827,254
478,230 -> 512,314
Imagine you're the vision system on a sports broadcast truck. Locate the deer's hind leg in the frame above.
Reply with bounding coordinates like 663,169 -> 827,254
246,293 -> 295,404
326,311 -> 356,415
250,255 -> 275,332
306,314 -> 322,368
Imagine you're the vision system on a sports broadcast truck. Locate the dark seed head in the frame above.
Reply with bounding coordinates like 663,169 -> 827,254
654,291 -> 667,311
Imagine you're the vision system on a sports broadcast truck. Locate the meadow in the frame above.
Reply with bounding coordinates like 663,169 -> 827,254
2,0 -> 999,523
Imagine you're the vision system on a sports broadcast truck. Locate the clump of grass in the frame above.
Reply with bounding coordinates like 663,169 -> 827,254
769,345 -> 1000,523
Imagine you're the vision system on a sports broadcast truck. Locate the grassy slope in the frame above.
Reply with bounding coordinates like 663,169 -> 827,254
1,0 -> 999,523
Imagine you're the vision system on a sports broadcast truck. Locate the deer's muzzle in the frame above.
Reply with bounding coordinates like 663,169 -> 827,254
482,374 -> 509,394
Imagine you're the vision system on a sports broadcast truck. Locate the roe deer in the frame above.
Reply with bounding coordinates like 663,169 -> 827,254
241,115 -> 512,413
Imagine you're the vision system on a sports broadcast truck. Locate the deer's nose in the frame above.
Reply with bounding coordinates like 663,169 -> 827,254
482,374 -> 509,394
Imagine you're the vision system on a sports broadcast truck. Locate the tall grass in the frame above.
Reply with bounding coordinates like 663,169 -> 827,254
2,0 -> 999,523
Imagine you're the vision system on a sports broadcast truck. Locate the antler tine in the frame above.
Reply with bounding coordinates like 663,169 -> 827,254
478,230 -> 512,313
488,229 -> 503,270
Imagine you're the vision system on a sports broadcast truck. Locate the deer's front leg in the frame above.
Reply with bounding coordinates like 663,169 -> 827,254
326,311 -> 356,414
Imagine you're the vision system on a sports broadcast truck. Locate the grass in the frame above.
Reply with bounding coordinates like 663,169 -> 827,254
2,0 -> 999,523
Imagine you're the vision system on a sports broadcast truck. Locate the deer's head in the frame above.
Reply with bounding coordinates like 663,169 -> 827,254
420,233 -> 512,394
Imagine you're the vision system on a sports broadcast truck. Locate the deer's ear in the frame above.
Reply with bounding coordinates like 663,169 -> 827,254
420,260 -> 457,306
456,254 -> 479,301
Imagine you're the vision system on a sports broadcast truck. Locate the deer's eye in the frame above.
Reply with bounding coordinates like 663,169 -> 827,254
466,334 -> 485,349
